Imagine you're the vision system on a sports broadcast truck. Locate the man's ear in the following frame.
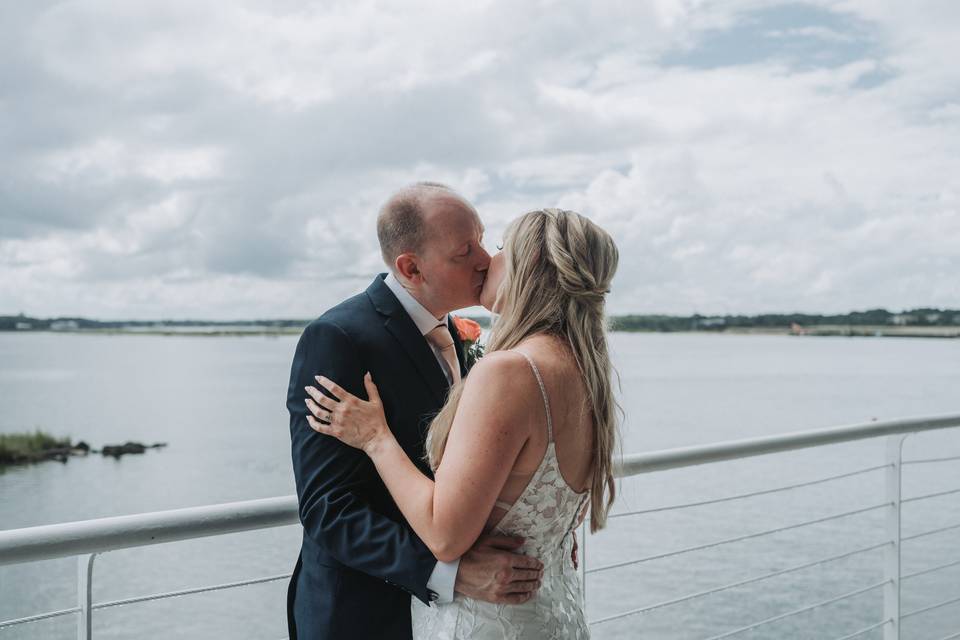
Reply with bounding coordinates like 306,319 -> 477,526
394,253 -> 422,284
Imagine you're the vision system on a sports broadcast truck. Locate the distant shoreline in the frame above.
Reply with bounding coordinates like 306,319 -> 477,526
724,325 -> 960,338
3,325 -> 959,338
4,309 -> 960,339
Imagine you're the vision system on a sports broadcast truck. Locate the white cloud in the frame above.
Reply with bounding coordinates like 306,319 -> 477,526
40,139 -> 223,183
1,0 -> 958,318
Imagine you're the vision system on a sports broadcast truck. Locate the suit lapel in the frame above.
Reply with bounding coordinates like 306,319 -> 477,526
367,275 -> 449,405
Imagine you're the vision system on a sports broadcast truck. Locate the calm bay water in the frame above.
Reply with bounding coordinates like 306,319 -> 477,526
1,332 -> 958,639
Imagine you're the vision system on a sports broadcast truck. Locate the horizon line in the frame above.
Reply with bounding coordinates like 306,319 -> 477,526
3,307 -> 958,325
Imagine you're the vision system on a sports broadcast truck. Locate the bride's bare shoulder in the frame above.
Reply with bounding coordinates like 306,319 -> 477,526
460,349 -> 540,407
465,348 -> 530,378
448,351 -> 540,439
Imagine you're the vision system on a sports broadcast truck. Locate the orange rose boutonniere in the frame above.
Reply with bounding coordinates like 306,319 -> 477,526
452,316 -> 485,369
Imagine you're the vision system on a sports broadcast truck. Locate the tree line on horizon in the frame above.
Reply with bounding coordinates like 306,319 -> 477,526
2,308 -> 959,332
608,308 -> 960,332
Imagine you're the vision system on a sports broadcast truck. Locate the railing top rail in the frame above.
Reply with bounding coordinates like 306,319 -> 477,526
0,496 -> 299,567
619,413 -> 960,476
1,412 -> 958,568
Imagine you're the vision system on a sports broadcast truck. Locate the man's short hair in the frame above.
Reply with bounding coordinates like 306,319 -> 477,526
376,182 -> 459,269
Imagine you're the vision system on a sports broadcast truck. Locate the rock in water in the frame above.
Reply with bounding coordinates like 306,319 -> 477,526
101,442 -> 148,458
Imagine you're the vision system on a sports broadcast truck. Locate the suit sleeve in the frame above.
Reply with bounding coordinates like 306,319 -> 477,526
287,319 -> 439,604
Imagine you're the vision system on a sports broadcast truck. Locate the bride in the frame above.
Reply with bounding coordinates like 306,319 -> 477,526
305,208 -> 619,639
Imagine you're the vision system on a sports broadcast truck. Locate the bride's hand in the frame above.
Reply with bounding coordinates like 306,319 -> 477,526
304,373 -> 391,455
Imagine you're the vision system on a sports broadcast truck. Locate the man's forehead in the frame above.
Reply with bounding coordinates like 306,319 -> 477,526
424,192 -> 472,213
424,195 -> 481,227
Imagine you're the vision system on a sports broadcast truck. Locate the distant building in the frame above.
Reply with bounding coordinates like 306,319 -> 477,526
925,313 -> 941,323
698,317 -> 726,328
891,314 -> 917,326
14,322 -> 32,330
50,320 -> 79,331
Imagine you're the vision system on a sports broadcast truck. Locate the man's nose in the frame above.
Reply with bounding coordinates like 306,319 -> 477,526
475,245 -> 491,270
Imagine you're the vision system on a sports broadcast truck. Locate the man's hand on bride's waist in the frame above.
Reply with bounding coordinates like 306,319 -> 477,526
454,533 -> 545,605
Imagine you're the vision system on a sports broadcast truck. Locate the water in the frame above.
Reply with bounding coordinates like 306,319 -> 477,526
1,332 -> 958,639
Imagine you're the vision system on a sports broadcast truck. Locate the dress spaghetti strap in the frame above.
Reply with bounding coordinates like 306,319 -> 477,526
514,351 -> 553,443
491,351 -> 554,514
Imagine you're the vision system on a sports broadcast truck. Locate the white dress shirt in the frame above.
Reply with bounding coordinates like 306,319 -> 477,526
383,273 -> 461,604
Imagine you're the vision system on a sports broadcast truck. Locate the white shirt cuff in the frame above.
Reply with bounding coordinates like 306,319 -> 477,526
426,557 -> 460,604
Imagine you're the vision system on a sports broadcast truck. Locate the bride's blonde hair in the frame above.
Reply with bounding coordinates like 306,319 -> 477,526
425,208 -> 621,533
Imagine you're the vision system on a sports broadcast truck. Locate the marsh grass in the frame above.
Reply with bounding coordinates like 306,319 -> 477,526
0,430 -> 71,465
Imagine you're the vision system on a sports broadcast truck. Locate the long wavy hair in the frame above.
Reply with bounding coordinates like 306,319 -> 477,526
424,208 -> 621,533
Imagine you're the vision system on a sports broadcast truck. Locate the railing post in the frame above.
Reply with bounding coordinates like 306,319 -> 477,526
77,553 -> 96,640
884,434 -> 908,640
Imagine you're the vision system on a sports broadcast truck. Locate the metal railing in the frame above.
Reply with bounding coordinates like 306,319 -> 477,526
1,412 -> 959,639
580,413 -> 960,639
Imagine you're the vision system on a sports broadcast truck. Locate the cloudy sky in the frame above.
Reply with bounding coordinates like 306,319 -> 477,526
1,1 -> 958,320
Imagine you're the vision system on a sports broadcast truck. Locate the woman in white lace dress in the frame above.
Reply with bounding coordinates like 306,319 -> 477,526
306,208 -> 620,639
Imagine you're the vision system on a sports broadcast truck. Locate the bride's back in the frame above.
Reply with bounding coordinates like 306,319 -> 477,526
484,333 -> 593,533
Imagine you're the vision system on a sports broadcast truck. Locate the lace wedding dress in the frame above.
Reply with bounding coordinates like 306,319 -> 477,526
412,352 -> 591,639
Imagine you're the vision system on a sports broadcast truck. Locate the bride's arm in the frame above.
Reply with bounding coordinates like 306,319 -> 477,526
306,351 -> 536,562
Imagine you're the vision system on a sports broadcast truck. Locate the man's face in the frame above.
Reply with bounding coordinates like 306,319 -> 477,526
417,195 -> 490,314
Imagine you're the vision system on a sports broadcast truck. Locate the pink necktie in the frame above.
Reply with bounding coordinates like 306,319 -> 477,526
426,324 -> 462,386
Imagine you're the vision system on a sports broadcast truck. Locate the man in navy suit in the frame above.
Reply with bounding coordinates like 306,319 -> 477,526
286,183 -> 544,639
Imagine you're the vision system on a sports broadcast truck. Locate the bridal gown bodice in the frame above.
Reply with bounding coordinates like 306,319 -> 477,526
412,352 -> 591,639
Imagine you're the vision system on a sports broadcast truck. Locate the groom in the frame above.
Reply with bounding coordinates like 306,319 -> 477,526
286,183 -> 544,639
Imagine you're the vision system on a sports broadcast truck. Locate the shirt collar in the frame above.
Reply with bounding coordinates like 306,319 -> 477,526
383,272 -> 448,336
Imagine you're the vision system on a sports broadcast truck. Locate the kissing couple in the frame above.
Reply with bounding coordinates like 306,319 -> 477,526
286,182 -> 619,639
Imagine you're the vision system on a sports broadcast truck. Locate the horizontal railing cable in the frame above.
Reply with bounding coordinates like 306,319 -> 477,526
0,606 -> 80,629
698,580 -> 890,640
608,463 -> 891,519
901,593 -> 960,620
902,521 -> 960,543
588,540 -> 892,626
587,501 -> 892,575
935,630 -> 960,640
903,454 -> 960,465
93,572 -> 292,610
901,486 -> 960,504
833,618 -> 893,640
902,557 -> 960,582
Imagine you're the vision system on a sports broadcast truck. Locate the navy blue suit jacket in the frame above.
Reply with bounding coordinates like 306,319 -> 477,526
286,274 -> 468,640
